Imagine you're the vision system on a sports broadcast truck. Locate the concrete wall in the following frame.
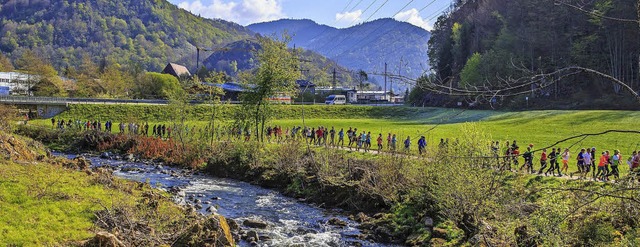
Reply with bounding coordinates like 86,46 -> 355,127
37,105 -> 67,118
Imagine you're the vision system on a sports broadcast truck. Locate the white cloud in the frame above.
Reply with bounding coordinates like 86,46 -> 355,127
335,10 -> 362,27
177,0 -> 284,25
394,8 -> 432,31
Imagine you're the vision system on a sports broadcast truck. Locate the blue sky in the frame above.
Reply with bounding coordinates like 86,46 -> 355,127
169,0 -> 453,30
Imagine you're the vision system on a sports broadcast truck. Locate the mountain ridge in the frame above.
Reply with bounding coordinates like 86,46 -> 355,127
248,18 -> 431,90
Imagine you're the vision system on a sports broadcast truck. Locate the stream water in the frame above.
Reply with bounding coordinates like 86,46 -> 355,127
57,153 -> 392,247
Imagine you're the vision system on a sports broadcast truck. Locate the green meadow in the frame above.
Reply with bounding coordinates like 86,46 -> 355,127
36,105 -> 640,157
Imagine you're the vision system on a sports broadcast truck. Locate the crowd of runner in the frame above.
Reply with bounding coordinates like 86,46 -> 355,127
50,118 -> 640,180
494,140 -> 640,181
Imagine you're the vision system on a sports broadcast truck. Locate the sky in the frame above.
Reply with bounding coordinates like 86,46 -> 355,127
168,0 -> 454,31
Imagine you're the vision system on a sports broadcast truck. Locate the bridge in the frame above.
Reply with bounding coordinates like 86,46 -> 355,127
0,96 -> 171,118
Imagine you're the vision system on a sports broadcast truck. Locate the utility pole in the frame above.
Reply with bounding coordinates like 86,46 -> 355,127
384,62 -> 388,101
332,68 -> 337,89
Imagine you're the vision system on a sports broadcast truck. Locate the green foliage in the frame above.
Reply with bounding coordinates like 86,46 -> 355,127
459,53 -> 482,86
241,35 -> 302,141
0,0 -> 251,72
426,0 -> 640,109
135,72 -> 185,99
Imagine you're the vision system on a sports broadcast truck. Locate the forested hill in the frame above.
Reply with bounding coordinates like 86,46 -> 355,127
419,0 -> 639,109
0,0 -> 253,72
202,39 -> 353,86
248,18 -> 430,89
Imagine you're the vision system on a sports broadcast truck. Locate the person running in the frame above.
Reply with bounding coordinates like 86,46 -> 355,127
604,150 -> 611,177
570,148 -> 586,179
377,134 -> 383,153
561,148 -> 570,175
583,149 -> 592,179
607,150 -> 621,180
544,148 -> 556,176
365,131 -> 372,151
418,136 -> 427,155
329,127 -> 336,146
521,146 -> 534,174
404,136 -> 411,153
538,149 -> 548,175
386,133 -> 392,151
596,151 -> 608,181
391,134 -> 397,151
337,128 -> 345,147
346,127 -> 353,148
512,147 -> 520,169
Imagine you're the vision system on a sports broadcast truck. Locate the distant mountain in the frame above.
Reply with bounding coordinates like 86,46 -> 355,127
203,39 -> 353,86
0,0 -> 253,72
248,18 -> 430,90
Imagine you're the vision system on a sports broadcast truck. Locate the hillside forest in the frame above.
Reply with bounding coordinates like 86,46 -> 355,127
410,0 -> 640,109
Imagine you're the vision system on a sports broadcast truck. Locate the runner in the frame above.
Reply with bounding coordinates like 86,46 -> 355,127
607,150 -> 621,180
404,136 -> 411,153
391,134 -> 397,151
521,146 -> 534,174
329,127 -> 336,146
561,148 -> 570,175
337,128 -> 344,147
544,148 -> 556,176
537,148 -> 547,175
596,151 -> 608,181
418,136 -> 427,155
386,133 -> 392,151
377,134 -> 383,153
570,148 -> 586,179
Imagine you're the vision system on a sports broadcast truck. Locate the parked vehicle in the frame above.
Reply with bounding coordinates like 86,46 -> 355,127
325,95 -> 346,105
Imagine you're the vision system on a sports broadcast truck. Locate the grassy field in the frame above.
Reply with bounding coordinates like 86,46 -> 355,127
35,106 -> 640,155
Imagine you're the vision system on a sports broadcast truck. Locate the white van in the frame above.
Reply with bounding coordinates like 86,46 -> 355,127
325,94 -> 346,105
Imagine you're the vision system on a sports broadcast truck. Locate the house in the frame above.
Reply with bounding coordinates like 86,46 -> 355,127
162,63 -> 191,78
296,80 -> 315,94
0,72 -> 35,95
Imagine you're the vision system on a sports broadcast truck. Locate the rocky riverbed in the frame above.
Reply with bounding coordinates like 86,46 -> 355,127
57,152 -> 398,247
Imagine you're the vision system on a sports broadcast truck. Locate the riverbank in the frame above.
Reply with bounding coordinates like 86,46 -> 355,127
16,124 -> 640,246
0,131 -> 236,246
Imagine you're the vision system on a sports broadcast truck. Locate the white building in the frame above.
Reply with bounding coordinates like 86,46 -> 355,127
0,72 -> 35,95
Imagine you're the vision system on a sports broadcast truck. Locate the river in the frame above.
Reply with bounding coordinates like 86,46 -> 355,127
57,153 -> 393,247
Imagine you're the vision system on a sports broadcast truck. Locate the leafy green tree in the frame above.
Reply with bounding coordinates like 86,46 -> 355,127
136,72 -> 185,99
241,35 -> 301,142
459,53 -> 482,87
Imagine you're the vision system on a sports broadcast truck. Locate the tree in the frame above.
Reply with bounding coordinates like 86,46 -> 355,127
356,70 -> 368,90
135,72 -> 185,99
0,53 -> 13,72
241,35 -> 301,142
15,50 -> 66,96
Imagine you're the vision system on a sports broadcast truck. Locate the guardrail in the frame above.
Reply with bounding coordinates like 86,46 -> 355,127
0,95 -> 169,105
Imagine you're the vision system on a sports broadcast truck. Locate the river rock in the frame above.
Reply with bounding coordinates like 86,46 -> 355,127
124,153 -> 134,161
424,217 -> 434,227
100,152 -> 111,159
84,231 -> 125,247
206,206 -> 217,213
246,230 -> 259,241
227,219 -> 240,231
243,219 -> 268,229
72,156 -> 91,170
211,196 -> 221,200
203,201 -> 211,204
327,217 -> 348,227
194,204 -> 202,210
373,226 -> 393,242
194,199 -> 202,204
